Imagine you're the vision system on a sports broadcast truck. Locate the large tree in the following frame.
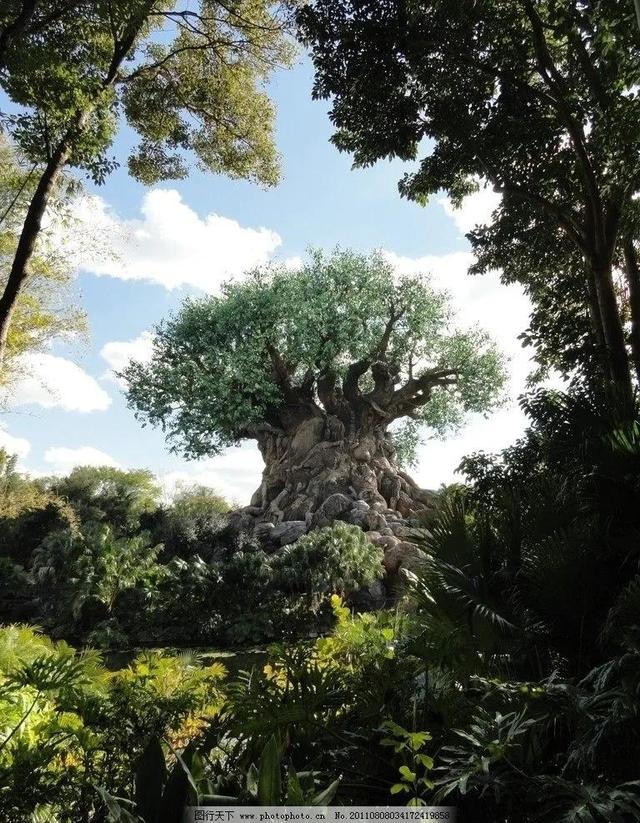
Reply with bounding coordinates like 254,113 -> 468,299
124,250 -> 504,524
298,0 -> 640,403
0,0 -> 293,364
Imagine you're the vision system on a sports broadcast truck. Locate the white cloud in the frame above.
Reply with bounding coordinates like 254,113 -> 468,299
160,443 -> 263,506
43,445 -> 121,475
413,405 -> 528,489
438,186 -> 501,235
0,424 -> 31,459
384,250 -> 533,395
47,184 -> 534,501
65,189 -> 282,293
5,353 -> 112,412
384,187 -> 536,488
100,331 -> 154,384
283,255 -> 304,270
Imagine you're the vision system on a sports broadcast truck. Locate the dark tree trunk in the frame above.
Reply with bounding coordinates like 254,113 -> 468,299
0,139 -> 72,361
245,415 -> 434,528
0,8 -> 150,365
624,239 -> 640,386
589,258 -> 633,403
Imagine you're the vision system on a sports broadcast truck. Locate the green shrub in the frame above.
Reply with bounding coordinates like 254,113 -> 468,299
32,524 -> 163,636
154,484 -> 229,561
272,522 -> 383,598
48,466 -> 161,536
0,449 -> 76,565
0,558 -> 33,622
0,625 -> 226,822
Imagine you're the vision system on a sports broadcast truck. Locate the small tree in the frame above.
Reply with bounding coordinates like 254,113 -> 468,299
124,249 -> 505,521
155,484 -> 229,560
49,465 -> 161,535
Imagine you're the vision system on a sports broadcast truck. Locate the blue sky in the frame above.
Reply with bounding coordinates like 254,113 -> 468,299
0,56 -> 534,503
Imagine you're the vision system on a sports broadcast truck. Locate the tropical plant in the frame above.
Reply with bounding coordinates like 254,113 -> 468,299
0,448 -> 76,571
48,465 -> 161,535
0,626 -> 227,823
403,491 -> 516,675
272,522 -> 384,602
154,485 -> 229,561
32,524 -> 163,635
434,708 -> 541,806
245,733 -> 340,806
380,720 -> 435,807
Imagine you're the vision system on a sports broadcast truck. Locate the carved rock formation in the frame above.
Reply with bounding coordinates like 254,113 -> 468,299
227,413 -> 436,582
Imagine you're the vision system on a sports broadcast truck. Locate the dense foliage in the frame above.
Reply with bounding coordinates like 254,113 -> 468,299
0,460 -> 384,646
2,1 -> 640,820
272,522 -> 383,600
0,625 -> 227,823
5,397 -> 640,820
4,382 -> 640,822
124,248 -> 505,457
299,0 -> 640,400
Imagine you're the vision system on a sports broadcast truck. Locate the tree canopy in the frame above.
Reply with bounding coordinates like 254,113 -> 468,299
1,0 -> 292,186
298,0 -> 640,401
48,465 -> 161,535
0,0 -> 293,365
123,249 -> 505,458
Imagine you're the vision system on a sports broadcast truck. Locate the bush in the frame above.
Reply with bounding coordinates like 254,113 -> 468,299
0,449 -> 75,565
154,484 -> 229,561
149,555 -> 224,643
48,465 -> 161,536
0,625 -> 226,822
0,558 -> 34,622
31,524 -> 163,637
272,522 -> 384,599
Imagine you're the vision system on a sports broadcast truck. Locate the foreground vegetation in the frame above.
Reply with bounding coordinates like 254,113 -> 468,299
2,384 -> 640,821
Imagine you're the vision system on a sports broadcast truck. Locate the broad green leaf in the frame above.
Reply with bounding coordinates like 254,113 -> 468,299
417,754 -> 434,769
257,735 -> 282,805
135,736 -> 166,823
310,779 -> 340,806
399,766 -> 416,782
160,742 -> 196,823
247,763 -> 259,798
286,765 -> 304,805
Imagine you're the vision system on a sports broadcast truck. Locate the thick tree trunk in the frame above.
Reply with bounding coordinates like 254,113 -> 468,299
251,414 -> 434,521
624,239 -> 640,386
589,258 -> 633,403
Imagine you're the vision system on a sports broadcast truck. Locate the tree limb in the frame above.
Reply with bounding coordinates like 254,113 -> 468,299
388,367 -> 460,418
521,0 -> 606,258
